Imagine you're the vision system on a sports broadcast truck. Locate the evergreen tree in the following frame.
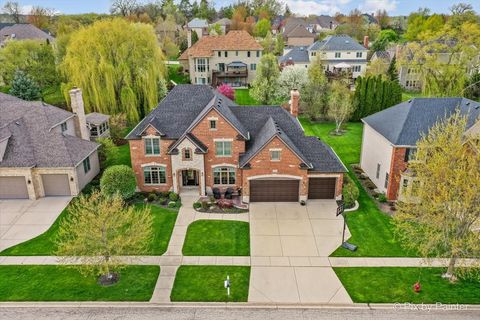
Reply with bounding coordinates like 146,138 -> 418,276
284,4 -> 292,17
179,0 -> 193,19
274,34 -> 285,56
191,29 -> 199,45
387,55 -> 398,82
9,70 -> 42,101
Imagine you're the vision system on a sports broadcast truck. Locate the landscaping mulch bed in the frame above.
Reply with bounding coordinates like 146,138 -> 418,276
350,164 -> 397,216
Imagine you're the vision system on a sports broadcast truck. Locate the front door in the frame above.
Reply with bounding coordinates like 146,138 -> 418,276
182,170 -> 199,186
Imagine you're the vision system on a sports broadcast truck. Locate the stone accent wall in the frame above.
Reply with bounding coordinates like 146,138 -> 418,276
190,109 -> 245,191
387,147 -> 408,200
170,138 -> 205,195
129,126 -> 174,193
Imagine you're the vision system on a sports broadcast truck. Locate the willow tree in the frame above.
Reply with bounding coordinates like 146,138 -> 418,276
61,18 -> 166,122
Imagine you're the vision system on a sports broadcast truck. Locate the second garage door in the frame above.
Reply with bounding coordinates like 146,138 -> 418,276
250,179 -> 299,202
308,178 -> 337,199
41,174 -> 71,196
0,176 -> 29,199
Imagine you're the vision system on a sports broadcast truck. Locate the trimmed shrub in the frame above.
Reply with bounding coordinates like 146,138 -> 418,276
100,165 -> 136,200
342,176 -> 359,209
378,193 -> 387,203
147,193 -> 157,202
193,201 -> 202,209
169,192 -> 179,202
201,201 -> 209,210
168,201 -> 177,208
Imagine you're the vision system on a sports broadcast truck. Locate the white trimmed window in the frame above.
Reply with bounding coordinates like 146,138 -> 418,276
144,166 -> 166,185
144,138 -> 160,155
215,140 -> 232,157
335,52 -> 341,58
213,167 -> 236,185
210,119 -> 217,130
83,157 -> 91,174
270,149 -> 281,161
356,52 -> 363,58
183,148 -> 192,160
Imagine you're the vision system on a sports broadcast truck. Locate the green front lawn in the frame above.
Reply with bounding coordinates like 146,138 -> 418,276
167,64 -> 190,84
300,119 -> 412,257
335,267 -> 480,304
234,88 -> 260,105
0,204 -> 177,256
0,265 -> 159,301
182,220 -> 250,256
299,119 -> 363,165
171,266 -> 250,302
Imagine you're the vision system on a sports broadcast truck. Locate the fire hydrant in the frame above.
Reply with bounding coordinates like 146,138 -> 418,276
413,281 -> 421,293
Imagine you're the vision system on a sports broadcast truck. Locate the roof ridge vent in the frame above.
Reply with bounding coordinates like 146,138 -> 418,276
465,102 -> 470,106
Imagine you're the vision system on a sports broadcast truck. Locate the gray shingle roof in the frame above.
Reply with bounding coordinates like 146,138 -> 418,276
86,112 -> 110,125
309,35 -> 367,51
0,23 -> 54,42
286,25 -> 314,38
314,15 -> 337,29
278,46 -> 310,64
372,50 -> 391,62
229,106 -> 346,173
0,93 -> 98,168
362,98 -> 480,146
187,18 -> 208,28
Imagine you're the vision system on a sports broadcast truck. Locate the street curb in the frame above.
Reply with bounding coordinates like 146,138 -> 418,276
0,302 -> 479,311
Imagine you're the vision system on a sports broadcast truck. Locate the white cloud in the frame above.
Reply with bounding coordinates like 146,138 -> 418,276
286,0 -> 350,16
359,0 -> 398,13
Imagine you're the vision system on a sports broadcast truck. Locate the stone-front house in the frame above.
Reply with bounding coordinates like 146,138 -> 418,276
360,97 -> 480,201
0,89 -> 105,199
281,17 -> 315,47
179,30 -> 263,87
279,35 -> 368,79
127,85 -> 346,203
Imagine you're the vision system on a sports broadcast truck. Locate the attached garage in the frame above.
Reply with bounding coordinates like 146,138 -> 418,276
250,179 -> 299,202
308,177 -> 337,199
0,176 -> 29,199
41,174 -> 71,196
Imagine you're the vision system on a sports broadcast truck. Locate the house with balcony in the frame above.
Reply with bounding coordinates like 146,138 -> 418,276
179,30 -> 263,87
279,35 -> 368,80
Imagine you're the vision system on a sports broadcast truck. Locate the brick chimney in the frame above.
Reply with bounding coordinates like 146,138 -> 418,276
363,35 -> 369,49
289,89 -> 300,117
69,87 -> 90,141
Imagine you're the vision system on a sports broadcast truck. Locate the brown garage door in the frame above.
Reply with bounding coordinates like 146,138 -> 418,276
0,176 -> 29,199
250,179 -> 299,202
41,174 -> 71,196
308,178 -> 337,199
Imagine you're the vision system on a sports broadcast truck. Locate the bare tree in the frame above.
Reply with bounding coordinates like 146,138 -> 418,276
110,0 -> 139,16
3,1 -> 21,23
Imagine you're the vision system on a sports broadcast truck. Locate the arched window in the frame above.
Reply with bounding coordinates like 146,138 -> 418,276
213,167 -> 236,185
144,166 -> 166,185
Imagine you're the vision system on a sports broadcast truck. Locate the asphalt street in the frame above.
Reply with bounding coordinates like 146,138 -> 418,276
0,305 -> 479,320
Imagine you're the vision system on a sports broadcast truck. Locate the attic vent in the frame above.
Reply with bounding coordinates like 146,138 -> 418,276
345,40 -> 349,43
475,105 -> 479,110
466,102 -> 470,106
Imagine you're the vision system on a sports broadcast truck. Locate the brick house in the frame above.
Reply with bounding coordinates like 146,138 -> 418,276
179,30 -> 263,87
360,98 -> 480,201
126,85 -> 346,203
0,89 -> 105,199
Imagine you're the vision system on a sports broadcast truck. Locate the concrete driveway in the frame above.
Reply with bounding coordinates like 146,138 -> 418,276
0,197 -> 71,251
248,201 -> 352,304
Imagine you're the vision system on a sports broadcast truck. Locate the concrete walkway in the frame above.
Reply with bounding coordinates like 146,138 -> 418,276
0,197 -> 71,251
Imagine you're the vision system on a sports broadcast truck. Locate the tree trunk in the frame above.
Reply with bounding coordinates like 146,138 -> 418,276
445,255 -> 457,282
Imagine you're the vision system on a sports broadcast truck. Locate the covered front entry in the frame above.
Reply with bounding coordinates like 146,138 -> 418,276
308,177 -> 336,199
0,176 -> 29,199
41,174 -> 71,196
181,169 -> 199,186
250,179 -> 299,202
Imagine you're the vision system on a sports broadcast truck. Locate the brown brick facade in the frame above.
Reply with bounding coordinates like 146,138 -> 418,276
129,125 -> 174,193
387,147 -> 408,200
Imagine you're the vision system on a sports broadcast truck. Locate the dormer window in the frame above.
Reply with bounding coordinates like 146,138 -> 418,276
145,137 -> 160,155
60,122 -> 68,132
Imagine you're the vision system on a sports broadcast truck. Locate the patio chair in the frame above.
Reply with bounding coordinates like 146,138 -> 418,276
224,187 -> 234,199
212,187 -> 221,199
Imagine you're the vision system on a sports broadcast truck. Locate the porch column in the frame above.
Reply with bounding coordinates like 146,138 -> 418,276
200,170 -> 206,196
173,170 -> 179,194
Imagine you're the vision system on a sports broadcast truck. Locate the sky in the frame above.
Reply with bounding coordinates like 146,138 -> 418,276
1,0 -> 479,17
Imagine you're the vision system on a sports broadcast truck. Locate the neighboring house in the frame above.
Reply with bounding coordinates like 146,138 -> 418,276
126,85 -> 346,203
371,50 -> 392,64
308,15 -> 339,33
212,18 -> 231,34
278,46 -> 310,69
282,17 -> 315,46
0,88 -> 106,200
186,18 -> 209,48
360,97 -> 480,201
279,35 -> 368,78
0,23 -> 54,46
179,30 -> 263,87
86,113 -> 111,140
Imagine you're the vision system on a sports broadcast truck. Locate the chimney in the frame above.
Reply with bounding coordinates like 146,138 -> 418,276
69,87 -> 90,141
363,35 -> 369,49
289,89 -> 300,117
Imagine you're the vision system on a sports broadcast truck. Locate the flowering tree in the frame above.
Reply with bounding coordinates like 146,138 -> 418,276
277,65 -> 308,100
217,83 -> 235,101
